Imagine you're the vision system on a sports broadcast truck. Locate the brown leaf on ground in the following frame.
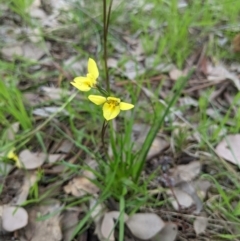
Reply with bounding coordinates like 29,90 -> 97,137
19,150 -> 46,169
169,68 -> 184,81
20,199 -> 62,241
5,122 -> 19,141
61,210 -> 80,241
169,161 -> 201,185
2,206 -> 28,232
132,123 -> 169,160
39,86 -> 71,101
126,213 -> 165,240
152,222 -> 178,241
15,171 -> 37,205
193,215 -> 208,235
64,176 -> 99,197
233,34 -> 240,52
52,139 -> 73,154
101,211 -> 124,241
215,134 -> 240,165
48,153 -> 66,163
167,188 -> 194,211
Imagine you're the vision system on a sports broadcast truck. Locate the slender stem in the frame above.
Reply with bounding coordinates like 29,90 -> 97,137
101,120 -> 108,156
103,0 -> 112,93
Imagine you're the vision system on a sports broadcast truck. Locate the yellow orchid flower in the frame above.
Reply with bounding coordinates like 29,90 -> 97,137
88,95 -> 134,121
7,149 -> 21,168
71,58 -> 99,91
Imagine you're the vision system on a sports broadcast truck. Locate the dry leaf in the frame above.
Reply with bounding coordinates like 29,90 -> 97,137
6,122 -> 19,141
169,68 -> 184,81
101,211 -> 128,241
53,139 -> 73,154
21,200 -> 62,241
107,58 -> 118,68
167,188 -> 194,210
48,154 -> 66,163
193,216 -> 208,235
215,134 -> 240,165
193,180 -> 211,200
39,86 -> 71,101
169,161 -> 201,185
33,106 -> 69,117
90,198 -> 106,224
15,171 -> 38,205
152,222 -> 178,241
207,62 -> 240,90
147,137 -> 169,160
177,182 -> 203,214
61,210 -> 80,241
64,176 -> 99,197
19,150 -> 46,169
2,206 -> 28,232
1,45 -> 23,60
126,213 -> 165,240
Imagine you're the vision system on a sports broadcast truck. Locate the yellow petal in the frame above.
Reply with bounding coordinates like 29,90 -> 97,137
88,58 -> 99,79
71,81 -> 91,91
103,102 -> 120,120
107,96 -> 121,103
88,95 -> 106,105
120,102 -> 134,110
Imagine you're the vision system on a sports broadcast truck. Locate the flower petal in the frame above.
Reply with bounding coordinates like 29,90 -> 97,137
103,102 -> 120,120
107,96 -> 121,103
88,95 -> 106,105
71,79 -> 91,91
88,58 -> 99,79
120,102 -> 134,110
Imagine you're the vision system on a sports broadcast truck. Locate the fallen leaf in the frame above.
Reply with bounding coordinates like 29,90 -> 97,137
90,198 -> 106,224
15,171 -> 38,205
61,210 -> 80,241
167,188 -> 194,210
20,200 -> 62,241
48,154 -> 66,163
147,137 -> 169,160
2,206 -> 28,232
215,134 -> 240,165
193,180 -> 211,200
107,58 -> 118,68
169,68 -> 184,81
64,176 -> 99,197
169,161 -> 201,185
5,122 -> 19,141
126,213 -> 165,240
39,86 -> 71,101
19,150 -> 46,169
152,222 -> 178,241
52,139 -> 73,154
207,62 -> 240,90
33,106 -> 69,117
101,211 -> 129,241
193,216 -> 208,235
101,212 -> 117,241
1,45 -> 23,60
177,182 -> 203,214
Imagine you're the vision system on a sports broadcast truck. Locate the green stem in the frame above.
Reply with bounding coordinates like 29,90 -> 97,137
103,0 -> 113,93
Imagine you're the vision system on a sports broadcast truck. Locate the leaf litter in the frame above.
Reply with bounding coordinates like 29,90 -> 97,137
1,0 -> 240,240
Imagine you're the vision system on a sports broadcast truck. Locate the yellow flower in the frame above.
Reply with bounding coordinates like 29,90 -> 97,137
7,149 -> 21,168
88,95 -> 134,121
71,58 -> 99,91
